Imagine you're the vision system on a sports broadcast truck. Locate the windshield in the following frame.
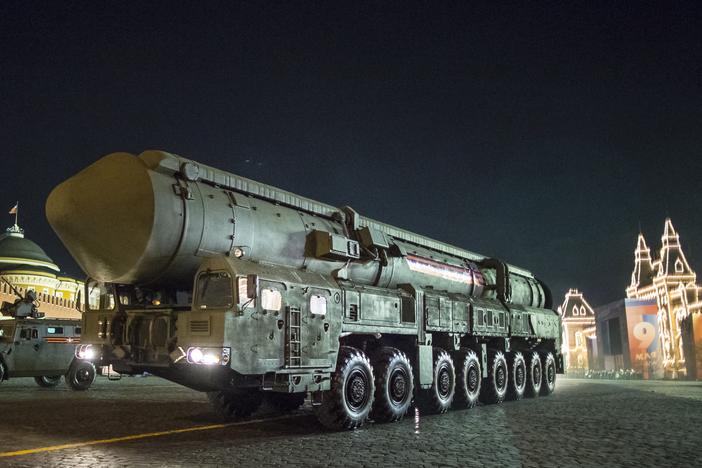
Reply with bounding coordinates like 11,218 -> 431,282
0,322 -> 15,340
195,271 -> 233,309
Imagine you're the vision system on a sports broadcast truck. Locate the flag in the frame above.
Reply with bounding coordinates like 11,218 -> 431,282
8,203 -> 17,215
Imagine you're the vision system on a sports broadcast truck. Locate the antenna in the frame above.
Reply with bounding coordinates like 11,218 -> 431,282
1,276 -> 23,299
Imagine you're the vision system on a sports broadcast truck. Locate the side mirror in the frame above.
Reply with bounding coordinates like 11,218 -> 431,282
246,274 -> 258,299
75,289 -> 82,310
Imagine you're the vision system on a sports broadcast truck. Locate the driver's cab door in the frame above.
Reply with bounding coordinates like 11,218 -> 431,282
12,325 -> 41,375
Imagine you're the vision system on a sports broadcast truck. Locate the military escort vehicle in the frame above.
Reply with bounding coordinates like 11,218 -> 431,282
0,285 -> 96,390
46,150 -> 563,429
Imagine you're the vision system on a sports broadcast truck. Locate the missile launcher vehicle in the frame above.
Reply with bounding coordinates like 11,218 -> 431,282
46,150 -> 563,429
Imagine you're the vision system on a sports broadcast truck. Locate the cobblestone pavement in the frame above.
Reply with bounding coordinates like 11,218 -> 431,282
0,376 -> 701,467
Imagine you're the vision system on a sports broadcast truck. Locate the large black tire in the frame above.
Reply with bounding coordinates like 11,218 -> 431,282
316,346 -> 375,430
417,348 -> 455,414
208,389 -> 264,419
0,360 -> 6,383
480,349 -> 508,404
506,352 -> 527,401
265,392 -> 306,412
35,375 -> 62,387
454,349 -> 481,409
65,360 -> 96,391
524,351 -> 542,398
540,352 -> 557,396
370,347 -> 414,423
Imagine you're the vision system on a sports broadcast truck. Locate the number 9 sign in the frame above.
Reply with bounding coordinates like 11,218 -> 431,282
633,322 -> 656,350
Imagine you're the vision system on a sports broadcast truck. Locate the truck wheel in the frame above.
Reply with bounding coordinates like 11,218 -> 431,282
65,361 -> 96,391
265,392 -> 306,412
540,352 -> 557,396
524,351 -> 542,398
506,352 -> 526,401
35,375 -> 62,387
0,360 -> 5,383
454,350 -> 481,409
418,348 -> 455,414
370,347 -> 414,423
316,346 -> 375,430
480,349 -> 508,404
208,389 -> 263,419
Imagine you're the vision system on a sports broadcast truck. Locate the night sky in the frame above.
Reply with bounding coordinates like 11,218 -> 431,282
2,2 -> 702,307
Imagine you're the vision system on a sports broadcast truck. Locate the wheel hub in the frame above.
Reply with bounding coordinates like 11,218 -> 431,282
496,365 -> 506,390
390,369 -> 407,403
346,369 -> 369,411
533,365 -> 541,385
516,364 -> 525,387
438,367 -> 451,397
467,366 -> 479,392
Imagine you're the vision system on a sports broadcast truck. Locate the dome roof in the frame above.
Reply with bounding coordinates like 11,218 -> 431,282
0,225 -> 59,272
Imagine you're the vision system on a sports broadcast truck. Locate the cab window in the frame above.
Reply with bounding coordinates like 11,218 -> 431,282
261,288 -> 282,311
20,328 -> 37,340
0,324 -> 14,339
310,295 -> 327,316
196,271 -> 233,309
87,280 -> 116,311
237,277 -> 256,309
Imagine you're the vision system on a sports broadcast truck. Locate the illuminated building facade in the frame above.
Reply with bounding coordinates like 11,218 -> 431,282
0,223 -> 84,319
558,289 -> 597,374
626,219 -> 702,379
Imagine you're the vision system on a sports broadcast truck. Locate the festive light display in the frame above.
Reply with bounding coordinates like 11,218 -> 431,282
626,219 -> 702,379
558,289 -> 596,373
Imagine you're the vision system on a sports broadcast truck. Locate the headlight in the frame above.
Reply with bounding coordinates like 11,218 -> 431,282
186,347 -> 230,366
75,344 -> 96,360
189,347 -> 204,364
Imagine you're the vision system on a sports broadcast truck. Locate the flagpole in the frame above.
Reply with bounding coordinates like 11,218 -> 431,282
14,201 -> 18,227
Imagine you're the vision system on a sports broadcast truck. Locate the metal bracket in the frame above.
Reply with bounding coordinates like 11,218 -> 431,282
172,182 -> 193,200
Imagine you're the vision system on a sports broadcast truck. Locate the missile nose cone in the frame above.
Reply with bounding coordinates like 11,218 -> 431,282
46,152 -> 156,283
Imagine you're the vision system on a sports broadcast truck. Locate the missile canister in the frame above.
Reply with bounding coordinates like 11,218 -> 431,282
47,150 -> 550,309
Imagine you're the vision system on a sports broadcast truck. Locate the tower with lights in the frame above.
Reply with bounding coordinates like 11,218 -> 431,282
626,219 -> 702,379
558,289 -> 597,374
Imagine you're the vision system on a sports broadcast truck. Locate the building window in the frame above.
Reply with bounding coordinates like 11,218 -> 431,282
572,305 -> 578,316
675,259 -> 684,273
575,332 -> 583,347
580,306 -> 586,316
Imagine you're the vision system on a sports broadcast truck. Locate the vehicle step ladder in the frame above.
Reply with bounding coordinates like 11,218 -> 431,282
285,305 -> 302,368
